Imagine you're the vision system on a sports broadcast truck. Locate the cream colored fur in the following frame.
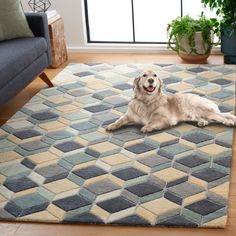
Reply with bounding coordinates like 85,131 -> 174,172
106,70 -> 236,133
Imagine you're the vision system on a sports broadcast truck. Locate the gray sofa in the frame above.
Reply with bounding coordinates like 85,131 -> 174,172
0,12 -> 53,107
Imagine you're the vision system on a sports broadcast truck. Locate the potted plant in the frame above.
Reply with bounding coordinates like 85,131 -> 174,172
201,0 -> 236,64
167,14 -> 219,63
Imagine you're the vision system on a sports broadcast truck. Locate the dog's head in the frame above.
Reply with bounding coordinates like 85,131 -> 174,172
133,70 -> 163,101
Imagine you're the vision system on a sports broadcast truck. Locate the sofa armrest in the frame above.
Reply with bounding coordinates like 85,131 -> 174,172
25,13 -> 52,64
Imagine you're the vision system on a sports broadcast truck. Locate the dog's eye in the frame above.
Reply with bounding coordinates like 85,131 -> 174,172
153,74 -> 157,77
143,74 -> 147,77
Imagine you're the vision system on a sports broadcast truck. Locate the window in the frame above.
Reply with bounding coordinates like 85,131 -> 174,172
84,0 -> 216,44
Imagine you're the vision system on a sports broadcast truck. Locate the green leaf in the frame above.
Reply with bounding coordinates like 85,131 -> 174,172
167,14 -> 218,54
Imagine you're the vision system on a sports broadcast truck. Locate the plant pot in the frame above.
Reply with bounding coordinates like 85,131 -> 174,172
178,53 -> 210,63
221,28 -> 236,64
178,31 -> 212,63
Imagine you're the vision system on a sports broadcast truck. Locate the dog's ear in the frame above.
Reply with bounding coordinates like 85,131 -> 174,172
158,78 -> 163,94
133,76 -> 141,91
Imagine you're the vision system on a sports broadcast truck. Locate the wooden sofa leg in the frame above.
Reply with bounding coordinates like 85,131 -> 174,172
39,72 -> 54,87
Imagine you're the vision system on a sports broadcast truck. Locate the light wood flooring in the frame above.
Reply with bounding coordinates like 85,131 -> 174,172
0,53 -> 235,236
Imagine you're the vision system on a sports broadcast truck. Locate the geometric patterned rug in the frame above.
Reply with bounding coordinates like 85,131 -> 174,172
0,63 -> 235,228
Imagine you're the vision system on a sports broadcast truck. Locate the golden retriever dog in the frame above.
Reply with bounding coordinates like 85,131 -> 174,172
106,70 -> 236,133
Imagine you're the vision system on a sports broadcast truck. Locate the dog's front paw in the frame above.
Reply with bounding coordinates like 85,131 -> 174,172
106,123 -> 118,131
141,125 -> 153,133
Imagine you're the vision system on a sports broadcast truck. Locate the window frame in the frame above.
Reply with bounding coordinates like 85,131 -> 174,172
84,0 -> 184,44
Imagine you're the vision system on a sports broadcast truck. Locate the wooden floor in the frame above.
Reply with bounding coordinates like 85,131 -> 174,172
0,53 -> 235,236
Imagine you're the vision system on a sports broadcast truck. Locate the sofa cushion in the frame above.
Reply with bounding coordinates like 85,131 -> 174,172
0,37 -> 48,88
0,0 -> 34,41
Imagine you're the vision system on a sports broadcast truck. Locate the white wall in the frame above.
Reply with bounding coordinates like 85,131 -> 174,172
22,0 -> 86,49
21,0 -> 220,54
21,0 -> 173,53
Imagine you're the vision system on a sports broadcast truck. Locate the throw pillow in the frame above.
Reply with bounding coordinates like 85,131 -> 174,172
0,0 -> 34,41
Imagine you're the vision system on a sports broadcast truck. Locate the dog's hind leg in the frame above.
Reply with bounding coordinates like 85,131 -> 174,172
106,115 -> 132,131
220,112 -> 236,125
207,112 -> 235,126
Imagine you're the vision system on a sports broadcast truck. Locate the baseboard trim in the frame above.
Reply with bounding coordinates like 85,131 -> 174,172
67,45 -> 222,55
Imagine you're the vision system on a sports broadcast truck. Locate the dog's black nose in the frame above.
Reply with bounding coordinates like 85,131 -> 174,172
148,78 -> 154,84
